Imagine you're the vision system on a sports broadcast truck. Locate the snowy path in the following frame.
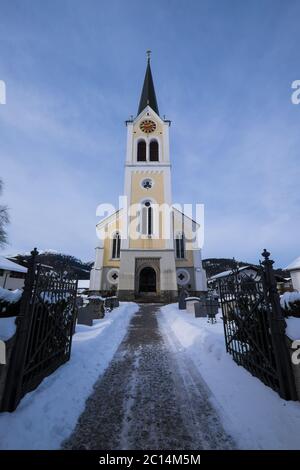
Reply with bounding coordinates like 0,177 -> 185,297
63,304 -> 235,450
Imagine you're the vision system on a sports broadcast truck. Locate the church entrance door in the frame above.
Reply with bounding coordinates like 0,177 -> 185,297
139,267 -> 156,293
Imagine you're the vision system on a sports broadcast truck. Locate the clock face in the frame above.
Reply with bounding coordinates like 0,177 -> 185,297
140,119 -> 156,133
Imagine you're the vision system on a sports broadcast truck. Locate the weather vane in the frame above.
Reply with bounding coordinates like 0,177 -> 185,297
146,50 -> 151,61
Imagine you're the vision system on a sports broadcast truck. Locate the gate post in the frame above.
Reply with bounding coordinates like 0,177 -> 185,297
261,249 -> 297,400
1,248 -> 39,411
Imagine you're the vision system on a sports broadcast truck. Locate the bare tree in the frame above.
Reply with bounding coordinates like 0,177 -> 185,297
0,179 -> 9,247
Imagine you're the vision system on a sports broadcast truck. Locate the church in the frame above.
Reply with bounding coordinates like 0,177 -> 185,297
89,53 -> 207,302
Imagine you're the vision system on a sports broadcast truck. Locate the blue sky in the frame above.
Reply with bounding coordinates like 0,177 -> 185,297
0,0 -> 299,267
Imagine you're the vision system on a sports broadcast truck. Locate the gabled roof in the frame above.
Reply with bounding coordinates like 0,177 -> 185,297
0,256 -> 27,273
172,207 -> 200,227
209,265 -> 258,281
137,54 -> 159,116
96,209 -> 122,229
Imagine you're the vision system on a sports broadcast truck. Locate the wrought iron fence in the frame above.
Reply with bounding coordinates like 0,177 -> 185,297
219,249 -> 297,401
1,248 -> 78,412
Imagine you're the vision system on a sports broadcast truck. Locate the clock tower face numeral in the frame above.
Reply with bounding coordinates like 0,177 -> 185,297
140,119 -> 156,133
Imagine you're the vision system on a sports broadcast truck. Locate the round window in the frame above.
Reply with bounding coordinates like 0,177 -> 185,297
176,269 -> 190,286
107,269 -> 119,285
141,178 -> 153,190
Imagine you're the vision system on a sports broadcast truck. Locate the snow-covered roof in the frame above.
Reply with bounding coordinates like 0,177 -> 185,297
77,280 -> 90,289
209,265 -> 257,281
7,249 -> 58,258
285,257 -> 300,271
0,256 -> 27,273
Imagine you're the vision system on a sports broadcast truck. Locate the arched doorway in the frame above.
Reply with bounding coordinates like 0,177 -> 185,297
139,267 -> 156,293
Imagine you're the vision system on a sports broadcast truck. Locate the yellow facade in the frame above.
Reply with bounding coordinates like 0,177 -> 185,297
102,216 -> 122,268
129,170 -> 166,250
90,56 -> 207,297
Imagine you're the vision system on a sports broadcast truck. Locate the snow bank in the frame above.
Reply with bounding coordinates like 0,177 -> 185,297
0,302 -> 139,450
0,287 -> 22,304
0,317 -> 17,341
286,317 -> 300,341
159,304 -> 300,450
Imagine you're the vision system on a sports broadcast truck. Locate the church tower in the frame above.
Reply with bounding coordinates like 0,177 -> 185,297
89,53 -> 207,301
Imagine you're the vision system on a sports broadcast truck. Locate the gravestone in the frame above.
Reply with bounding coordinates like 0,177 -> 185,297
77,298 -> 105,326
178,288 -> 189,310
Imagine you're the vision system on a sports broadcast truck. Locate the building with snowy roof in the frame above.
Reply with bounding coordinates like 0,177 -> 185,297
0,256 -> 27,290
286,257 -> 300,291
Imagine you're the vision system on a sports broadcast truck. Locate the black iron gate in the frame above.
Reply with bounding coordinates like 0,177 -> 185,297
219,249 -> 297,401
2,249 -> 78,411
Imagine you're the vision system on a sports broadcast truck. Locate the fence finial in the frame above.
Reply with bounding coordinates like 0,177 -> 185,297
31,247 -> 39,258
262,248 -> 270,260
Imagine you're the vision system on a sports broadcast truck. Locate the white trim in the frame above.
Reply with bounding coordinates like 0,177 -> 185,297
162,122 -> 170,163
172,206 -> 200,227
134,105 -> 164,126
125,122 -> 133,164
124,163 -> 171,168
96,209 -> 122,229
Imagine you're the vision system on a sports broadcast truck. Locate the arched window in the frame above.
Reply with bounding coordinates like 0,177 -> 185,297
142,201 -> 153,236
175,233 -> 185,259
149,140 -> 159,161
137,140 -> 146,161
112,232 -> 121,259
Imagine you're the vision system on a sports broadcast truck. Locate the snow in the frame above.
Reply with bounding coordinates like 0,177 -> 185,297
209,265 -> 254,280
159,304 -> 300,450
0,301 -> 139,450
0,287 -> 22,304
7,249 -> 59,258
286,257 -> 300,271
39,291 -> 71,304
0,256 -> 27,273
281,291 -> 300,309
286,317 -> 300,341
0,317 -> 17,341
77,279 -> 90,290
